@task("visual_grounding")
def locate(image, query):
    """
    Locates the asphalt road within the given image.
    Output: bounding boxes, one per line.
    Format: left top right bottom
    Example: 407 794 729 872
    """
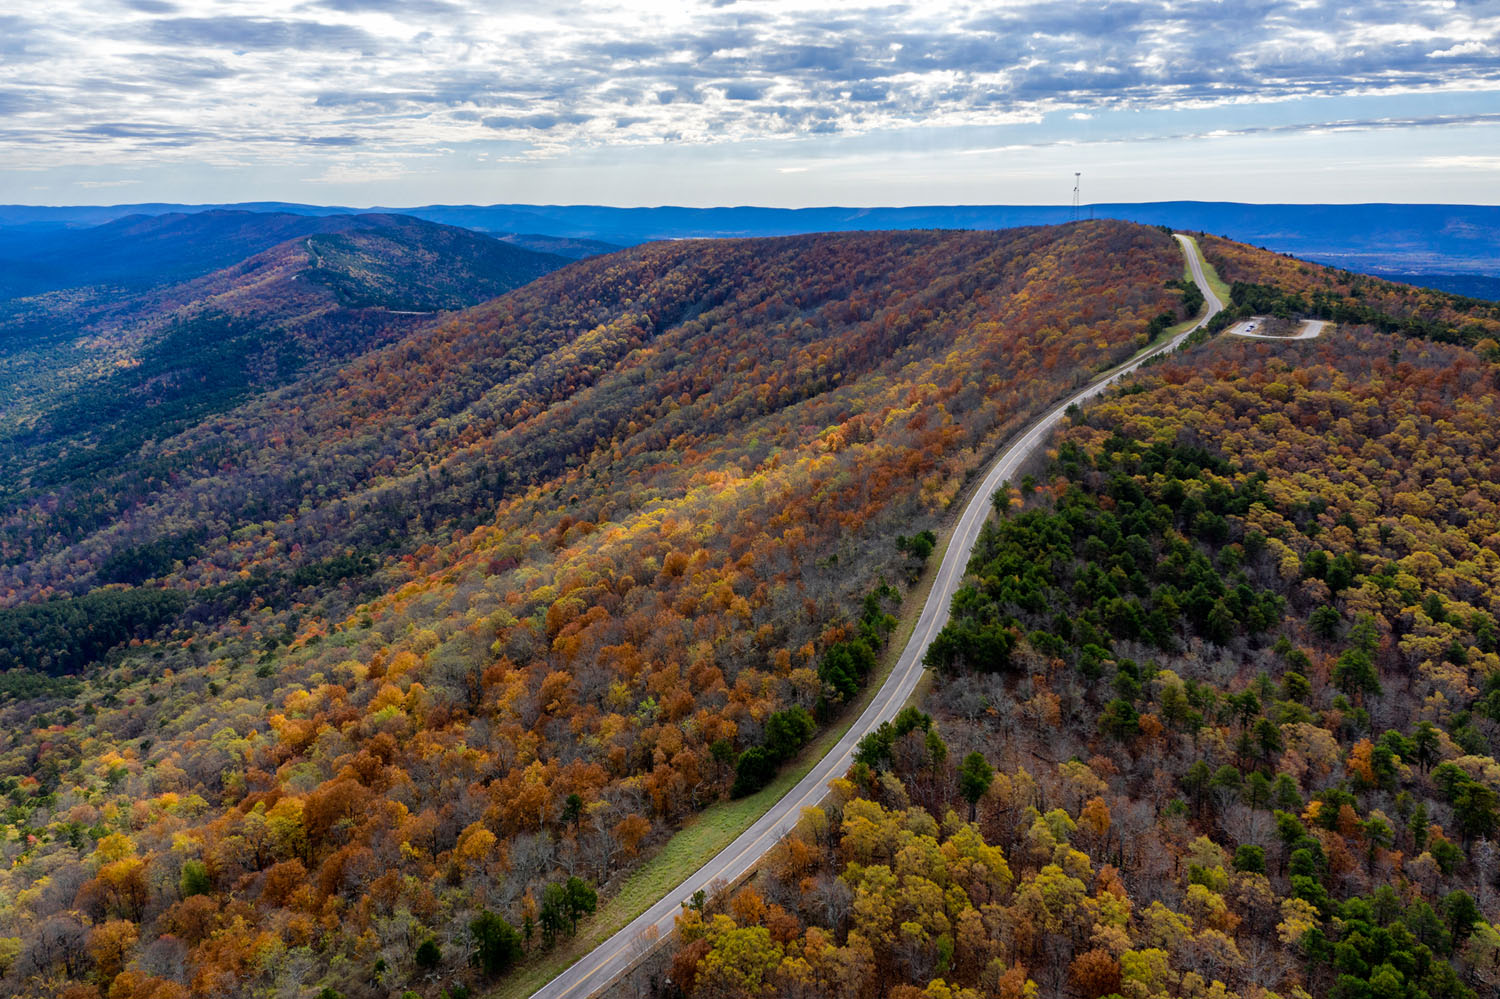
526 232 1226 999
1229 317 1326 340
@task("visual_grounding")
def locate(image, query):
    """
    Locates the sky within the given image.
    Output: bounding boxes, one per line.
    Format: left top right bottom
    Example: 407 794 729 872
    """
1 0 1498 207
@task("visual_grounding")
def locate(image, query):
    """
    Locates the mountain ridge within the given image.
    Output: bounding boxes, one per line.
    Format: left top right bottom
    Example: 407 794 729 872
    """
1 221 1498 999
4 201 1497 277
0 210 566 301
0 215 570 541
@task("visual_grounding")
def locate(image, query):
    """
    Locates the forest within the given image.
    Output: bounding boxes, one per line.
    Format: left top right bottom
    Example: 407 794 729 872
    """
0 215 566 530
1199 236 1500 347
650 248 1500 999
0 221 1189 997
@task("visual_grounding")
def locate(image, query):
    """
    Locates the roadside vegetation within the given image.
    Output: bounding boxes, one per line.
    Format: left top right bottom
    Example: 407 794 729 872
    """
655 252 1500 999
0 223 1189 998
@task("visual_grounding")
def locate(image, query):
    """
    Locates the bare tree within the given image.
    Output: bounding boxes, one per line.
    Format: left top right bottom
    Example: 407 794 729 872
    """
802 874 853 932
21 913 88 979
137 934 190 984
1239 934 1291 991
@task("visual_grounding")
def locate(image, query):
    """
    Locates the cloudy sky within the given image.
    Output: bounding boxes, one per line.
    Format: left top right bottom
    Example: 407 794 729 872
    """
2 0 1498 206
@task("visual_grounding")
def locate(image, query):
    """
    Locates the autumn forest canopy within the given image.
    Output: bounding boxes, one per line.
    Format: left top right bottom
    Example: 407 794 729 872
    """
2 215 1500 999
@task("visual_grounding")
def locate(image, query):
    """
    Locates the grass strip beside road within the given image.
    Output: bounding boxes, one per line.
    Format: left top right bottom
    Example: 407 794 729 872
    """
1183 234 1232 308
488 507 962 999
1166 235 1230 337
492 233 1216 999
1107 234 1228 365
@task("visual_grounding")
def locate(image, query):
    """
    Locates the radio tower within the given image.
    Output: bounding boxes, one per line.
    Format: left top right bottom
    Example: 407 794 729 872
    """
1072 172 1081 221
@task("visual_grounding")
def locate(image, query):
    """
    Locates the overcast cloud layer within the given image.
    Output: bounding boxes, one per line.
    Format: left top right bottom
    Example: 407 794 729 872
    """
2 0 1498 204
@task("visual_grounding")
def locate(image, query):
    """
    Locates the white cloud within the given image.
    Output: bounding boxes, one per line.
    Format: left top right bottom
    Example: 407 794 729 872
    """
1428 41 1490 58
305 160 412 185
1 0 1498 195
1419 154 1500 170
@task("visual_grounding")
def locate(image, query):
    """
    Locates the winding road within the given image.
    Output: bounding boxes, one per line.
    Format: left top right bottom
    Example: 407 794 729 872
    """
526 233 1227 999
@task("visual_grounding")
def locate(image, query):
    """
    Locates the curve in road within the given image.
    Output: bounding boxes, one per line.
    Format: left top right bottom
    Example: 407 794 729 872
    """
527 231 1226 999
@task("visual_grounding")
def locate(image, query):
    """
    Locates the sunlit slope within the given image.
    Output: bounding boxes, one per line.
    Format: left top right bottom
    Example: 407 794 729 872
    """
0 221 1191 999
652 235 1500 999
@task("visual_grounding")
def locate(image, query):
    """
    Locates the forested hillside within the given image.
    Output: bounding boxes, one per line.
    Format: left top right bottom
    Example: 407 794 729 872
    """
1200 236 1500 347
0 222 1189 998
0 216 566 550
657 250 1500 999
0 210 461 300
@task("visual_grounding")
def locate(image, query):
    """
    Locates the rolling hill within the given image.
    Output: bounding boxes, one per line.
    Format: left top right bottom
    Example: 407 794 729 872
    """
395 203 1500 277
4 218 1497 999
650 235 1500 999
0 210 566 302
1373 273 1500 302
0 220 1189 998
0 215 569 545
494 233 622 260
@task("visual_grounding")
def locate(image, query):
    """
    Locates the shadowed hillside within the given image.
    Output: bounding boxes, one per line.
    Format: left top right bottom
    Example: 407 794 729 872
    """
0 216 567 533
0 210 403 300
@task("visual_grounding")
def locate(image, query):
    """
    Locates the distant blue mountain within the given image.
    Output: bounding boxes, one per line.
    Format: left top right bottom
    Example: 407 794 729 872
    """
3 200 1497 277
1371 273 1500 302
405 203 1500 276
0 202 351 229
0 210 436 299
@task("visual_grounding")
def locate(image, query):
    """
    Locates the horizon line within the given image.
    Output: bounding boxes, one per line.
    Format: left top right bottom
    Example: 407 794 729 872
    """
5 198 1500 212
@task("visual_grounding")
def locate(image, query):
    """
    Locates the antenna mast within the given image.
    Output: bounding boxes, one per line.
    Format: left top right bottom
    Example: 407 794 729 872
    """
1072 172 1081 221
